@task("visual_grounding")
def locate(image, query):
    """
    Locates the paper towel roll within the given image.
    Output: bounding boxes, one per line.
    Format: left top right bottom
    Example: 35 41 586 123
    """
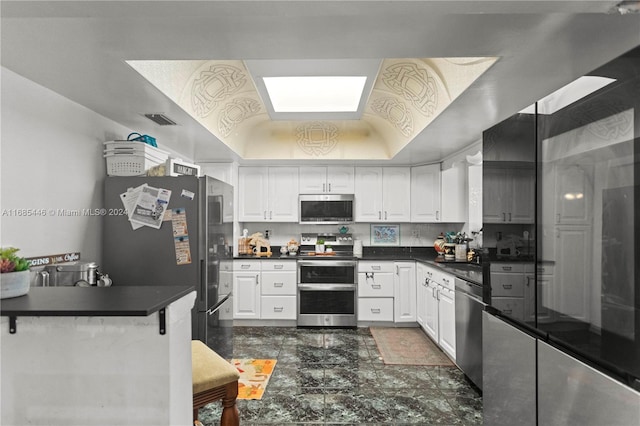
353 240 363 257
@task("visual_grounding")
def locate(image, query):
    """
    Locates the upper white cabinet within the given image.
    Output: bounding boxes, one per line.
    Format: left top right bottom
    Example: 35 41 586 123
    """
238 167 299 222
441 163 468 222
411 163 467 223
299 166 354 194
411 164 441 222
355 167 411 222
483 166 534 224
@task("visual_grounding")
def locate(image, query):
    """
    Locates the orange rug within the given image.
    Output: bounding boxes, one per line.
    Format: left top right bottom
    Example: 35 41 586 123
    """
370 327 454 366
231 359 277 400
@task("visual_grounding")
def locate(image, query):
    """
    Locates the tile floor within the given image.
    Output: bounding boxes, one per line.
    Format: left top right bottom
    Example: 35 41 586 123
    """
199 327 482 425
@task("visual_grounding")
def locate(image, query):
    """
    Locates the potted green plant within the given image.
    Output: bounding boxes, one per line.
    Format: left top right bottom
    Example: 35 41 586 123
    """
1 247 31 299
315 239 325 253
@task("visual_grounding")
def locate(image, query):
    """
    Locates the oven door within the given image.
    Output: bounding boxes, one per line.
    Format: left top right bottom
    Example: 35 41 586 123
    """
297 283 357 327
297 260 357 327
298 260 356 284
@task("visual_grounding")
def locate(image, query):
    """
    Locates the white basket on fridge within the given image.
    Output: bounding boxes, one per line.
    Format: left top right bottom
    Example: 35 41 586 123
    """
103 141 170 176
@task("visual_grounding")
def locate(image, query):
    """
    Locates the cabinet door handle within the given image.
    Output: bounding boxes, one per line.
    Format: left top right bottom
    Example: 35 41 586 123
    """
328 183 331 192
270 211 273 220
508 212 512 222
372 284 381 289
256 275 259 285
502 266 512 271
378 211 382 220
264 211 267 220
274 282 284 287
372 266 381 271
503 284 513 289
371 308 381 314
502 212 506 221
241 264 251 269
323 183 326 192
274 264 283 269
385 211 388 220
274 307 284 312
436 288 440 301
436 211 439 221
503 309 513 314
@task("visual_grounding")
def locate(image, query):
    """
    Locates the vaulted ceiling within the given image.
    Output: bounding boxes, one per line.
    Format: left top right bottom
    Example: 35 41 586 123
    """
2 1 639 165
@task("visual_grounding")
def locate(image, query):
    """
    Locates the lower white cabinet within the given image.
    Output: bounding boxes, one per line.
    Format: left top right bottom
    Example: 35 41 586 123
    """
419 264 456 361
233 260 296 320
394 262 416 322
233 261 261 319
357 261 394 322
260 260 297 320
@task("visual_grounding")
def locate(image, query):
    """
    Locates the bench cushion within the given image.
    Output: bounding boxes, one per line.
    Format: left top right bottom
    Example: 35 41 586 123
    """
191 340 240 394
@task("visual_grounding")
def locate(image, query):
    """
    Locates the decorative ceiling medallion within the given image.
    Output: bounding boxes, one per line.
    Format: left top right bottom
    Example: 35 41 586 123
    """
191 65 247 118
371 97 413 137
382 62 438 117
218 98 262 137
296 122 339 156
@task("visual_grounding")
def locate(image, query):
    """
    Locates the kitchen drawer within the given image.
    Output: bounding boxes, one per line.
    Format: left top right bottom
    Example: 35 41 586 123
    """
357 261 394 273
358 297 394 321
220 260 233 272
491 274 525 297
490 263 525 273
358 272 394 297
233 260 261 271
218 295 233 320
261 260 296 271
261 272 297 295
492 297 524 320
536 264 554 275
261 296 296 320
219 271 233 295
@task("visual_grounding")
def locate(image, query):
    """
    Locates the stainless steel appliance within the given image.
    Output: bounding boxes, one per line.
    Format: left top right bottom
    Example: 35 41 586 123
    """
455 277 485 390
36 262 99 287
299 194 354 224
482 46 640 424
297 232 356 327
103 175 234 356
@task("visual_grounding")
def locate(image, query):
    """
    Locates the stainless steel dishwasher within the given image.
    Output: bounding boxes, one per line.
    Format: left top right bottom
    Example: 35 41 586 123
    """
455 277 486 390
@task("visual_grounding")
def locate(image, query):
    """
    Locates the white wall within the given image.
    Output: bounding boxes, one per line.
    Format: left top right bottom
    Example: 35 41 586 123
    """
0 68 133 264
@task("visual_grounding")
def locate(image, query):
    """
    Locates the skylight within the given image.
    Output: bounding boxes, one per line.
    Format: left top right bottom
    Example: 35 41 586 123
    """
263 76 367 112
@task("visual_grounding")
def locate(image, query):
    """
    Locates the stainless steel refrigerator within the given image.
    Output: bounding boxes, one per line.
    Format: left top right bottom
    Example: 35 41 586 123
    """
103 175 234 357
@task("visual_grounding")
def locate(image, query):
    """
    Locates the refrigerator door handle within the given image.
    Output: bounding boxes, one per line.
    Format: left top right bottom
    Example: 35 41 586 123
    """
200 259 206 304
207 292 231 316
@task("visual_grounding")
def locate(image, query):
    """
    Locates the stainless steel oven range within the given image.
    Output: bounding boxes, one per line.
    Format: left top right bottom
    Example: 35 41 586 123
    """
297 233 356 327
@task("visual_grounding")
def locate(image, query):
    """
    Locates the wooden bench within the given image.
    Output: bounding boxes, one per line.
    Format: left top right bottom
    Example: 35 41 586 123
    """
191 340 240 426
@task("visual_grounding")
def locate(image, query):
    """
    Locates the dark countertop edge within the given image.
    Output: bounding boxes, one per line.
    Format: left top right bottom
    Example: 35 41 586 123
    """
0 285 195 317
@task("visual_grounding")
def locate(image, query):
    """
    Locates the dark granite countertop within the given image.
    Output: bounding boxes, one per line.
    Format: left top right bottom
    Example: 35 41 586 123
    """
0 285 195 317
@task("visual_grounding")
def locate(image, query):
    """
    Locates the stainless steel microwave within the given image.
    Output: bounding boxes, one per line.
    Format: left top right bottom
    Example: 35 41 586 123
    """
299 194 354 224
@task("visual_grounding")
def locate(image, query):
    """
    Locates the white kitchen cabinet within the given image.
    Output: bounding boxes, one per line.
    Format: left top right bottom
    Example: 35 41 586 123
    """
441 164 467 223
233 261 261 319
238 166 299 222
411 164 441 222
525 264 555 323
421 264 456 360
555 165 592 225
438 286 456 360
260 260 297 320
483 167 534 224
355 167 411 222
394 262 416 322
416 263 428 327
299 166 354 194
357 261 394 322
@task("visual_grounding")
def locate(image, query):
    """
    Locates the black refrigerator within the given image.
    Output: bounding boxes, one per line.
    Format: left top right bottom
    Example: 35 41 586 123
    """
103 175 234 357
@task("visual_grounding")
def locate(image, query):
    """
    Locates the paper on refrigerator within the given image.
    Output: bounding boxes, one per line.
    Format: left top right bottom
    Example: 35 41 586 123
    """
120 184 172 229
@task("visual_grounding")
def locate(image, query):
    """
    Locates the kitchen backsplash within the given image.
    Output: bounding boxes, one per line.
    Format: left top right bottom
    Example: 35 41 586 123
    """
240 222 466 247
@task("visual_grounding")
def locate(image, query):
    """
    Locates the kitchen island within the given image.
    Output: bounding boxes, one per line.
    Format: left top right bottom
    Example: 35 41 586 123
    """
1 285 196 426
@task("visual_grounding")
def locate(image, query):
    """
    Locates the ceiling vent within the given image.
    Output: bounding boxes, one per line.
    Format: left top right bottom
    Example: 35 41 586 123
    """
143 113 177 126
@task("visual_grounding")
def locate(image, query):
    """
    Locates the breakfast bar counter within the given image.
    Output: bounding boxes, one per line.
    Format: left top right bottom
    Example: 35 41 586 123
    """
1 285 196 426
